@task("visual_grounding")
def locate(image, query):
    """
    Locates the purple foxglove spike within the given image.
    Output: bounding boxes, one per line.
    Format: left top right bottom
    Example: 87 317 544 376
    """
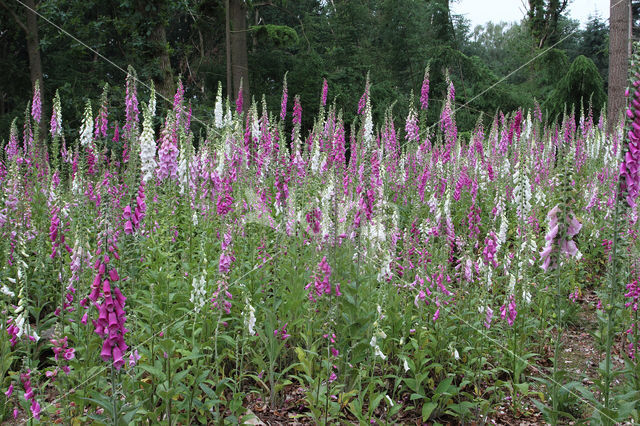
89 287 100 302
109 269 119 282
115 303 125 317
98 306 108 323
108 312 118 328
100 340 112 361
113 287 126 306
113 346 125 370
124 220 133 235
102 280 111 296
104 296 115 312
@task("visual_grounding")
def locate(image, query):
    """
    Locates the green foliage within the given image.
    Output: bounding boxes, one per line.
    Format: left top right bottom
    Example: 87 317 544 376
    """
579 14 609 87
0 0 611 140
251 24 298 47
544 55 606 123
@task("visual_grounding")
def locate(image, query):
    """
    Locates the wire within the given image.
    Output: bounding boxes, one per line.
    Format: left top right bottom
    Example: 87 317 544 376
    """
13 0 223 136
460 0 629 112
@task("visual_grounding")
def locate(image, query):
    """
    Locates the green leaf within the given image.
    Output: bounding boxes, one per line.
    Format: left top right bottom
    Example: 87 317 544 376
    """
422 401 437 421
139 364 166 381
199 383 217 400
370 393 385 412
81 393 114 417
173 369 190 383
434 376 454 395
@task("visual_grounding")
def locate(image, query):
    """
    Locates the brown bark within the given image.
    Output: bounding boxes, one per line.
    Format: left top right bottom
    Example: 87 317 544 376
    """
225 0 232 97
608 0 631 133
150 23 174 100
24 0 43 95
527 0 569 48
1 0 44 99
136 0 174 100
150 25 174 99
230 0 249 111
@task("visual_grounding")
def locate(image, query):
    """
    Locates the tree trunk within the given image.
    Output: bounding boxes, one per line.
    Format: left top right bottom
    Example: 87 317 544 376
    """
230 0 249 111
608 0 631 133
1 0 45 108
150 23 174 101
24 0 43 95
137 0 174 100
225 0 232 97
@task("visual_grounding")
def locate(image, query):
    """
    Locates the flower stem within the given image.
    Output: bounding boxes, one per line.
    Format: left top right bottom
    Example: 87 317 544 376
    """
604 200 620 422
111 366 118 425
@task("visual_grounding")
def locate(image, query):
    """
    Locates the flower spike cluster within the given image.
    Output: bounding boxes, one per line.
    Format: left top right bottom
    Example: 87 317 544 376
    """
539 204 582 272
622 45 640 207
89 245 128 370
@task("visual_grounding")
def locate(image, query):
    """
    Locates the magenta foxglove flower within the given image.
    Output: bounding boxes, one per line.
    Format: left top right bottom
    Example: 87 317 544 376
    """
51 336 75 361
219 252 235 275
216 183 234 216
173 79 184 115
20 370 40 419
274 323 291 340
622 71 640 206
540 204 582 272
124 69 139 138
292 95 302 126
280 75 288 120
500 295 517 326
5 120 20 162
95 99 109 139
211 280 233 314
305 256 335 301
50 90 63 137
357 79 369 115
90 248 128 370
321 78 328 107
405 104 419 143
420 67 430 111
236 85 243 114
484 306 493 329
324 333 339 357
30 399 41 420
129 349 141 367
305 208 322 234
31 81 41 124
7 318 20 347
482 232 499 268
157 117 179 181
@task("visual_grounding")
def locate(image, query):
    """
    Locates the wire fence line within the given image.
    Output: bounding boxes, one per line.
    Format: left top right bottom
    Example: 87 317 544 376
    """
23 245 287 423
11 0 628 423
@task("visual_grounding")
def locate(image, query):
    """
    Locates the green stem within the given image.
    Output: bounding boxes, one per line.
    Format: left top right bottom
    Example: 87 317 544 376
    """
634 308 639 390
167 355 172 425
111 366 118 426
552 256 562 425
324 332 331 425
512 315 517 383
150 336 155 412
368 356 376 423
187 354 199 425
604 200 620 419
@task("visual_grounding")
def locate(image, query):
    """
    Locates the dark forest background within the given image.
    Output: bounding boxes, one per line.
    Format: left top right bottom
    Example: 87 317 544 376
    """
0 0 630 141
